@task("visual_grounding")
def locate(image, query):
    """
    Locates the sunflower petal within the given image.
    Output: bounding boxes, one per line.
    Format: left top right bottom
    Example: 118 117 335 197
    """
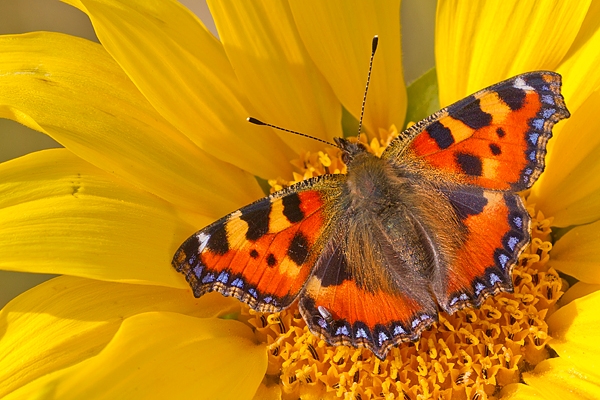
289 0 406 136
0 149 208 285
4 311 264 399
522 358 600 399
548 219 600 284
208 0 341 149
558 1 600 111
436 0 590 105
559 282 600 307
64 0 293 179
530 90 600 227
0 275 243 398
547 290 600 381
500 383 546 399
0 31 263 216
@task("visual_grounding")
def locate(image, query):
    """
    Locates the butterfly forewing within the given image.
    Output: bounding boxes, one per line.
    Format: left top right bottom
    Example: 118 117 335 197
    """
172 176 343 313
384 71 570 191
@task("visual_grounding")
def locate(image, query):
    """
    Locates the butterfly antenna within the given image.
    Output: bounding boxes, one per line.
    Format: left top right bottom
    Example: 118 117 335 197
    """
247 117 334 146
357 35 379 137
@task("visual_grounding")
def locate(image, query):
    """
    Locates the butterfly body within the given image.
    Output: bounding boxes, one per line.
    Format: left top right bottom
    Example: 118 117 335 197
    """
173 71 569 359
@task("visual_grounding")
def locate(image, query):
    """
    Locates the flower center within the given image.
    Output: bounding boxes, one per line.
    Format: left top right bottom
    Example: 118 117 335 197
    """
240 127 564 400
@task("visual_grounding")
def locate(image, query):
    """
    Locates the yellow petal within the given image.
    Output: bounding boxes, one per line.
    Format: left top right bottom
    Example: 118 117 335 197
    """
547 289 600 378
289 0 406 136
5 312 265 400
530 90 600 227
0 149 207 285
436 0 590 106
558 1 600 112
64 0 293 179
208 0 342 150
0 31 263 216
559 282 600 307
548 219 600 284
500 383 546 399
522 358 600 399
0 275 242 398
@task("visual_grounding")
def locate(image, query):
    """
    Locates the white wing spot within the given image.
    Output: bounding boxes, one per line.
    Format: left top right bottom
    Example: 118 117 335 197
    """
513 77 534 91
197 232 211 252
229 210 242 219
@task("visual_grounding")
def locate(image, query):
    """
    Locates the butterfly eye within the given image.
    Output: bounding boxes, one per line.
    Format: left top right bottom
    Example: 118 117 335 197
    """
341 152 351 165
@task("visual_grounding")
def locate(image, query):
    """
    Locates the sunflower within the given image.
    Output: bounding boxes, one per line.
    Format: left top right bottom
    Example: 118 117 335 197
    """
1 1 600 399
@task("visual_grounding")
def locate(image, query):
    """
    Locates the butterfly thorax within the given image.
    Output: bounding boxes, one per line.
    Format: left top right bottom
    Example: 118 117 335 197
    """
340 138 419 215
345 151 401 210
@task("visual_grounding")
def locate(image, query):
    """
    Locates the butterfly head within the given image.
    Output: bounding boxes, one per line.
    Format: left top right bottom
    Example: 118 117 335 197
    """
334 137 369 165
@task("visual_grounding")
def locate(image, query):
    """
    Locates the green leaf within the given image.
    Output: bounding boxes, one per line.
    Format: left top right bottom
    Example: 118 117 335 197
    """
404 67 439 128
341 105 360 138
255 175 273 196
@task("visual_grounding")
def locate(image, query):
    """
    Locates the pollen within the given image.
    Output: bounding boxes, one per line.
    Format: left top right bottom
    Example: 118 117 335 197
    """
242 127 565 400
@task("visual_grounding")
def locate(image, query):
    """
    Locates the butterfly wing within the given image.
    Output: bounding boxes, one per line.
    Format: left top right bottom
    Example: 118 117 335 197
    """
381 71 569 313
383 71 570 191
434 186 530 313
172 175 344 313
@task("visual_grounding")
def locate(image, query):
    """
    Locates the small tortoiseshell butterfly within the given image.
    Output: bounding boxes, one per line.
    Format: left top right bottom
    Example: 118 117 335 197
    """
173 70 569 359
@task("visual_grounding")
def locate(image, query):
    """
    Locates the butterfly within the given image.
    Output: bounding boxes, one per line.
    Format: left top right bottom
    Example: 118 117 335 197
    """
172 71 569 360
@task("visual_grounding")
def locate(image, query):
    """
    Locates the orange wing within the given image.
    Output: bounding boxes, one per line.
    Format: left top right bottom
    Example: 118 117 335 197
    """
378 72 569 318
384 71 569 191
172 176 343 313
433 186 530 313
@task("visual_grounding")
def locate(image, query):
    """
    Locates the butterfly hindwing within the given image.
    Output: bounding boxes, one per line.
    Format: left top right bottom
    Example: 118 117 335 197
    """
384 71 570 191
433 186 531 313
172 176 344 313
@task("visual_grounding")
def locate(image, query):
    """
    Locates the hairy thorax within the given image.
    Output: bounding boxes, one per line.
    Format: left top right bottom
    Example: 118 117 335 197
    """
345 152 405 211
